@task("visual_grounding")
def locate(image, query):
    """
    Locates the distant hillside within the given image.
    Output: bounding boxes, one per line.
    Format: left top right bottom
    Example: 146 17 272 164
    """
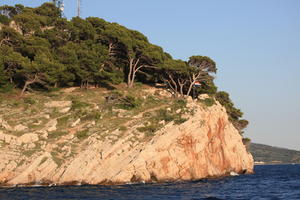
250 143 300 164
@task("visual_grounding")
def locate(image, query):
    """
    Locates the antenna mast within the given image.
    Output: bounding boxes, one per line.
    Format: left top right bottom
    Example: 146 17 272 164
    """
77 0 81 17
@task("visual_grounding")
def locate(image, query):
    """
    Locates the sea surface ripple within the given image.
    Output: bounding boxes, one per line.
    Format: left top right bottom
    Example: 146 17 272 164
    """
0 164 299 200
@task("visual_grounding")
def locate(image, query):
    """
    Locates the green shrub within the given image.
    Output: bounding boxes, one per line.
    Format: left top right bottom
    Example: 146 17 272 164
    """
105 91 142 110
40 157 48 165
71 100 90 110
134 82 143 87
242 137 251 143
10 101 21 107
116 95 142 110
195 80 218 95
47 87 61 93
137 124 159 137
144 131 155 138
174 99 187 108
174 117 188 125
105 90 123 103
137 124 157 133
145 95 159 105
0 83 14 93
44 92 59 98
200 98 215 107
23 150 36 157
235 119 249 131
242 138 251 151
74 109 89 119
51 152 63 166
215 91 247 134
48 131 68 139
119 126 128 131
23 97 36 105
57 115 70 127
156 109 174 122
0 14 10 25
76 130 89 139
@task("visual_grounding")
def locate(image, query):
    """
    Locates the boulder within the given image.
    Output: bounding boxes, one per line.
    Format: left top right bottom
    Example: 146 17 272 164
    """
198 94 210 100
186 96 193 103
59 107 71 113
14 124 27 132
17 133 39 144
46 119 57 132
176 109 181 114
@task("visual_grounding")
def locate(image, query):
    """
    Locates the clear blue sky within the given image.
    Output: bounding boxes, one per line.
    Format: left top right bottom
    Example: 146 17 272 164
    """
3 0 300 150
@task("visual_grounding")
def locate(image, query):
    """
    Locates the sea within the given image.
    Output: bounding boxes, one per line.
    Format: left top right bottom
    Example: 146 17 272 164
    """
0 164 299 200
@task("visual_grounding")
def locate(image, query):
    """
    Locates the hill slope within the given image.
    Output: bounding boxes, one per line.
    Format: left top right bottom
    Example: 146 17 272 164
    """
250 143 300 164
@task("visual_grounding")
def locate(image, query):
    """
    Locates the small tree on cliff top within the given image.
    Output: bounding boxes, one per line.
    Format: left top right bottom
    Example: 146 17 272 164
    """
162 55 217 98
186 55 217 96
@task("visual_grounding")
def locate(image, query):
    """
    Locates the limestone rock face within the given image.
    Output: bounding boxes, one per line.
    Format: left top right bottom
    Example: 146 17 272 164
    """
56 102 253 185
0 101 253 186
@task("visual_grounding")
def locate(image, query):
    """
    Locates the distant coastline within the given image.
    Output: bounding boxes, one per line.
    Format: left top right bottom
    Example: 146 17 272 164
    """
250 143 300 165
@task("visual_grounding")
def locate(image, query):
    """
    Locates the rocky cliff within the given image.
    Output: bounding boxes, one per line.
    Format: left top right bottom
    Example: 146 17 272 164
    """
0 87 253 186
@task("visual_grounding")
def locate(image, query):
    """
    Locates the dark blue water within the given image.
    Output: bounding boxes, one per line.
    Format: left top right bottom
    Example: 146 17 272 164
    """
1 164 300 200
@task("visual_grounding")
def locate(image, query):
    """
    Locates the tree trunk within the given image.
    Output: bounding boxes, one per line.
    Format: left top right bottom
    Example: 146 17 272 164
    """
186 71 202 97
127 58 134 87
178 78 187 97
19 74 39 97
186 76 195 97
179 83 185 97
164 73 179 98
127 58 140 88
20 82 29 97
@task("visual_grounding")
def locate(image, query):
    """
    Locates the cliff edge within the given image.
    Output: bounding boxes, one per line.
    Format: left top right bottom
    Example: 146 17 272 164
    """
0 87 253 186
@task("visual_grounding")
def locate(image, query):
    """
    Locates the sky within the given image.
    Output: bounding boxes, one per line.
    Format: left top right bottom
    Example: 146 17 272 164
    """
2 0 300 150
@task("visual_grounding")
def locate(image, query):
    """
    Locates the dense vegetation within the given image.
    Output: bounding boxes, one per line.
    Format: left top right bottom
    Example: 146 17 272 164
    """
0 3 248 134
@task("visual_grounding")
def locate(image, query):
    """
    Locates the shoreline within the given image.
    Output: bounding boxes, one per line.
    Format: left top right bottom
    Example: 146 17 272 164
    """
254 163 300 166
0 172 253 188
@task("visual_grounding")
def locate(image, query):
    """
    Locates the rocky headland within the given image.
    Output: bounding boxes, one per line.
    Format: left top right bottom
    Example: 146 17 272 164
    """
0 86 253 186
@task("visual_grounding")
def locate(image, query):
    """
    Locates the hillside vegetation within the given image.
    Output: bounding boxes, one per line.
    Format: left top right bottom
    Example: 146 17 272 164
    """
0 3 247 134
250 143 300 164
